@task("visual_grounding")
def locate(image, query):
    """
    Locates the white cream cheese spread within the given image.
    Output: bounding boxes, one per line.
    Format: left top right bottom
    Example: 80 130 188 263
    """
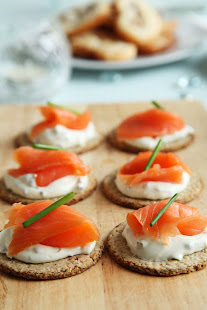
0 227 96 264
115 171 190 200
4 173 88 199
122 224 207 261
124 125 194 150
31 122 98 148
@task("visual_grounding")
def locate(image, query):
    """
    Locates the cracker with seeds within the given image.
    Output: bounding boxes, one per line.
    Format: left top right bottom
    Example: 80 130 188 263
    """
15 132 103 155
0 239 104 280
101 171 203 209
108 129 194 153
0 174 97 205
107 222 207 276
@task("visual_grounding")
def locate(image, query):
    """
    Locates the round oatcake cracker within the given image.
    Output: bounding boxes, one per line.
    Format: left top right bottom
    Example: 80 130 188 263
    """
0 239 104 280
15 132 103 154
107 129 195 153
101 171 203 209
107 222 207 276
0 173 97 205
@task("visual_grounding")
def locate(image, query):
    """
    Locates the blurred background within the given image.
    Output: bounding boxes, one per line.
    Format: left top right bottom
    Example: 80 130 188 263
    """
0 0 207 106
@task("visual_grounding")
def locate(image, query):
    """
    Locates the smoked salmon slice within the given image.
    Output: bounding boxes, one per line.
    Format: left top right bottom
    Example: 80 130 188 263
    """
5 201 100 256
9 146 91 187
30 106 91 139
116 109 185 140
127 201 207 245
117 152 191 185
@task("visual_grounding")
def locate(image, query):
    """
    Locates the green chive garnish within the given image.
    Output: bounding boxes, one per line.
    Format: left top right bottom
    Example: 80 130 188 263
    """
32 144 65 151
47 101 79 115
144 139 163 171
150 193 178 227
151 100 165 110
22 192 75 228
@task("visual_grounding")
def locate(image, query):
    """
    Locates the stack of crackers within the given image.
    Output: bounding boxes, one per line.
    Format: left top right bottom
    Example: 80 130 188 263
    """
58 0 176 61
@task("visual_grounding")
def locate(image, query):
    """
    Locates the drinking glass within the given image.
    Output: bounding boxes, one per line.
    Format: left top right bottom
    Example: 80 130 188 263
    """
0 19 71 103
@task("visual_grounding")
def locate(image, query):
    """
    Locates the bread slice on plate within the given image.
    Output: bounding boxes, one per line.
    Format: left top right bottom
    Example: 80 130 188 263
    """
139 22 176 55
114 0 163 47
71 30 137 61
58 1 112 36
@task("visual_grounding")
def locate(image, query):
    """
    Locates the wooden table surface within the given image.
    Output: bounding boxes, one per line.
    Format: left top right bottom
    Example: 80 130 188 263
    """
0 101 207 310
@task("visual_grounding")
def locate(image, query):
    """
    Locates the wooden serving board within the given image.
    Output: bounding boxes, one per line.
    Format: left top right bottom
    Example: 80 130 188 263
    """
0 101 207 310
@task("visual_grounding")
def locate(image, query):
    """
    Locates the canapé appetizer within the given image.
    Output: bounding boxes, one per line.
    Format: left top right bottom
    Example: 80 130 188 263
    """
102 140 202 208
107 198 207 276
0 146 96 205
108 102 194 153
16 103 102 154
0 195 103 279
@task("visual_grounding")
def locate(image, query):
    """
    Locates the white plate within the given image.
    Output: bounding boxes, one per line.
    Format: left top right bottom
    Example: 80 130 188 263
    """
71 18 205 70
